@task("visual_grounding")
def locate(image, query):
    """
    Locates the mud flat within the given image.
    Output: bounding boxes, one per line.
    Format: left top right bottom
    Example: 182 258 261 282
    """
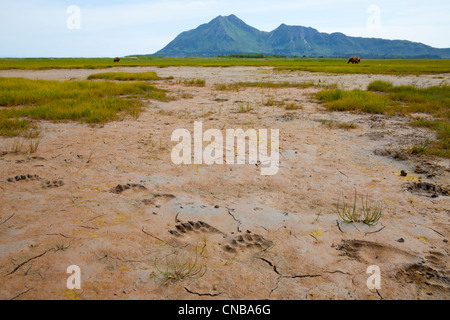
0 67 448 300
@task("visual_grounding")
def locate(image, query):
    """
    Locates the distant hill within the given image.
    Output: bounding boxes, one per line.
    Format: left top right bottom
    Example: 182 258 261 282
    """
152 14 450 58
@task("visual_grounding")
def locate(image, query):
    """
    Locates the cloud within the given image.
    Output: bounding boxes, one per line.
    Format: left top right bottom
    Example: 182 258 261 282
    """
0 0 449 57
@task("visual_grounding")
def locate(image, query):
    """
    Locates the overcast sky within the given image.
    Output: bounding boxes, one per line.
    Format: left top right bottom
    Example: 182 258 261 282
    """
1 0 449 57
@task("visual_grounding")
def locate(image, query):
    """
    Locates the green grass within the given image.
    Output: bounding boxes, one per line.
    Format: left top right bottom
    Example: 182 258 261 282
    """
337 192 383 226
87 71 171 81
410 120 449 157
1 57 449 75
276 58 450 75
182 79 206 86
153 250 206 285
1 138 40 155
216 81 316 91
316 89 393 114
237 103 254 113
367 80 394 92
0 77 168 136
284 103 303 110
0 118 32 137
316 81 450 157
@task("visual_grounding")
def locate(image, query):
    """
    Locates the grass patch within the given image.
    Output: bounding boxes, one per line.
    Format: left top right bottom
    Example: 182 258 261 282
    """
181 92 194 99
264 98 287 107
0 77 168 136
337 192 383 226
182 79 206 87
0 117 32 136
316 89 393 114
1 138 40 155
411 120 449 157
216 81 315 91
88 71 171 81
367 80 394 92
408 138 430 156
316 81 450 157
1 57 449 75
237 103 254 113
276 58 450 75
321 120 357 130
153 250 206 285
284 103 303 110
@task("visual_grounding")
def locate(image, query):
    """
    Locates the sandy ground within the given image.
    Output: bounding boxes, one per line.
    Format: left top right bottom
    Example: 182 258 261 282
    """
0 67 449 300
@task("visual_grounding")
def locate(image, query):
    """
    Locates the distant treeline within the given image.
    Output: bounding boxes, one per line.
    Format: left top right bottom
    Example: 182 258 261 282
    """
216 53 445 59
218 54 287 59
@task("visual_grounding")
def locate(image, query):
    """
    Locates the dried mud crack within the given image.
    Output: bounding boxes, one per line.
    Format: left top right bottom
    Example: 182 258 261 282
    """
184 287 224 297
0 66 448 299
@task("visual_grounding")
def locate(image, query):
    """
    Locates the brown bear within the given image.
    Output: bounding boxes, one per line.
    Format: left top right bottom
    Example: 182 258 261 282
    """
347 56 361 64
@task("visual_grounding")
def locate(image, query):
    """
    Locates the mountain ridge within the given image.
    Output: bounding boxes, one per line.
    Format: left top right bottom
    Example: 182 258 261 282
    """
152 15 450 59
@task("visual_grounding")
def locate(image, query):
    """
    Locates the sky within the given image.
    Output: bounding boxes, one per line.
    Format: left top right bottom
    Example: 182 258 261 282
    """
0 0 449 57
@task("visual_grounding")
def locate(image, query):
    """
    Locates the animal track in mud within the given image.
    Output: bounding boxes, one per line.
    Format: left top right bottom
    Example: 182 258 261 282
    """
110 183 147 194
425 251 448 270
169 220 273 254
374 148 409 161
338 240 449 297
414 161 444 178
404 182 449 198
15 156 46 164
336 240 421 265
169 221 224 237
142 194 176 206
41 180 64 188
395 252 449 298
7 174 40 182
223 233 273 254
7 174 64 189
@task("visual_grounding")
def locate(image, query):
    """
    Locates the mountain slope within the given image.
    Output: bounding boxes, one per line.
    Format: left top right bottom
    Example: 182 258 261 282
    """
155 15 270 57
153 15 450 58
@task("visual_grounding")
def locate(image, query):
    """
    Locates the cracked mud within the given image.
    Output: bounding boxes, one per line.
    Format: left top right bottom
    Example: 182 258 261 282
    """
0 66 449 300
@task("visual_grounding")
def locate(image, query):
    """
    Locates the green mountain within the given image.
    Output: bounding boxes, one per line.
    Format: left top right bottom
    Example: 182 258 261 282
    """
153 15 450 58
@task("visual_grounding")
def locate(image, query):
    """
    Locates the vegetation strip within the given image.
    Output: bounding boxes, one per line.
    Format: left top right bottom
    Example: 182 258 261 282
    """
0 77 168 136
315 80 449 157
1 57 449 75
88 71 173 81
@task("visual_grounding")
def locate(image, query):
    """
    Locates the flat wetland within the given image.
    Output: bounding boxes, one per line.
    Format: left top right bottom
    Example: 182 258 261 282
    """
0 58 448 299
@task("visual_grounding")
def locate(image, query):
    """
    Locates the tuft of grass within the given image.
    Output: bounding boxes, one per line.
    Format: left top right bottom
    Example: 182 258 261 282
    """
237 103 254 113
215 83 233 91
337 191 383 226
0 78 168 136
264 98 286 107
153 250 206 285
181 92 194 99
182 79 206 87
410 119 449 157
367 80 394 92
216 81 315 91
0 117 32 136
316 89 393 114
321 120 357 130
2 138 40 155
158 109 175 116
316 82 450 157
53 241 71 252
284 103 303 110
408 138 429 156
88 71 171 81
28 139 40 153
337 122 357 130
